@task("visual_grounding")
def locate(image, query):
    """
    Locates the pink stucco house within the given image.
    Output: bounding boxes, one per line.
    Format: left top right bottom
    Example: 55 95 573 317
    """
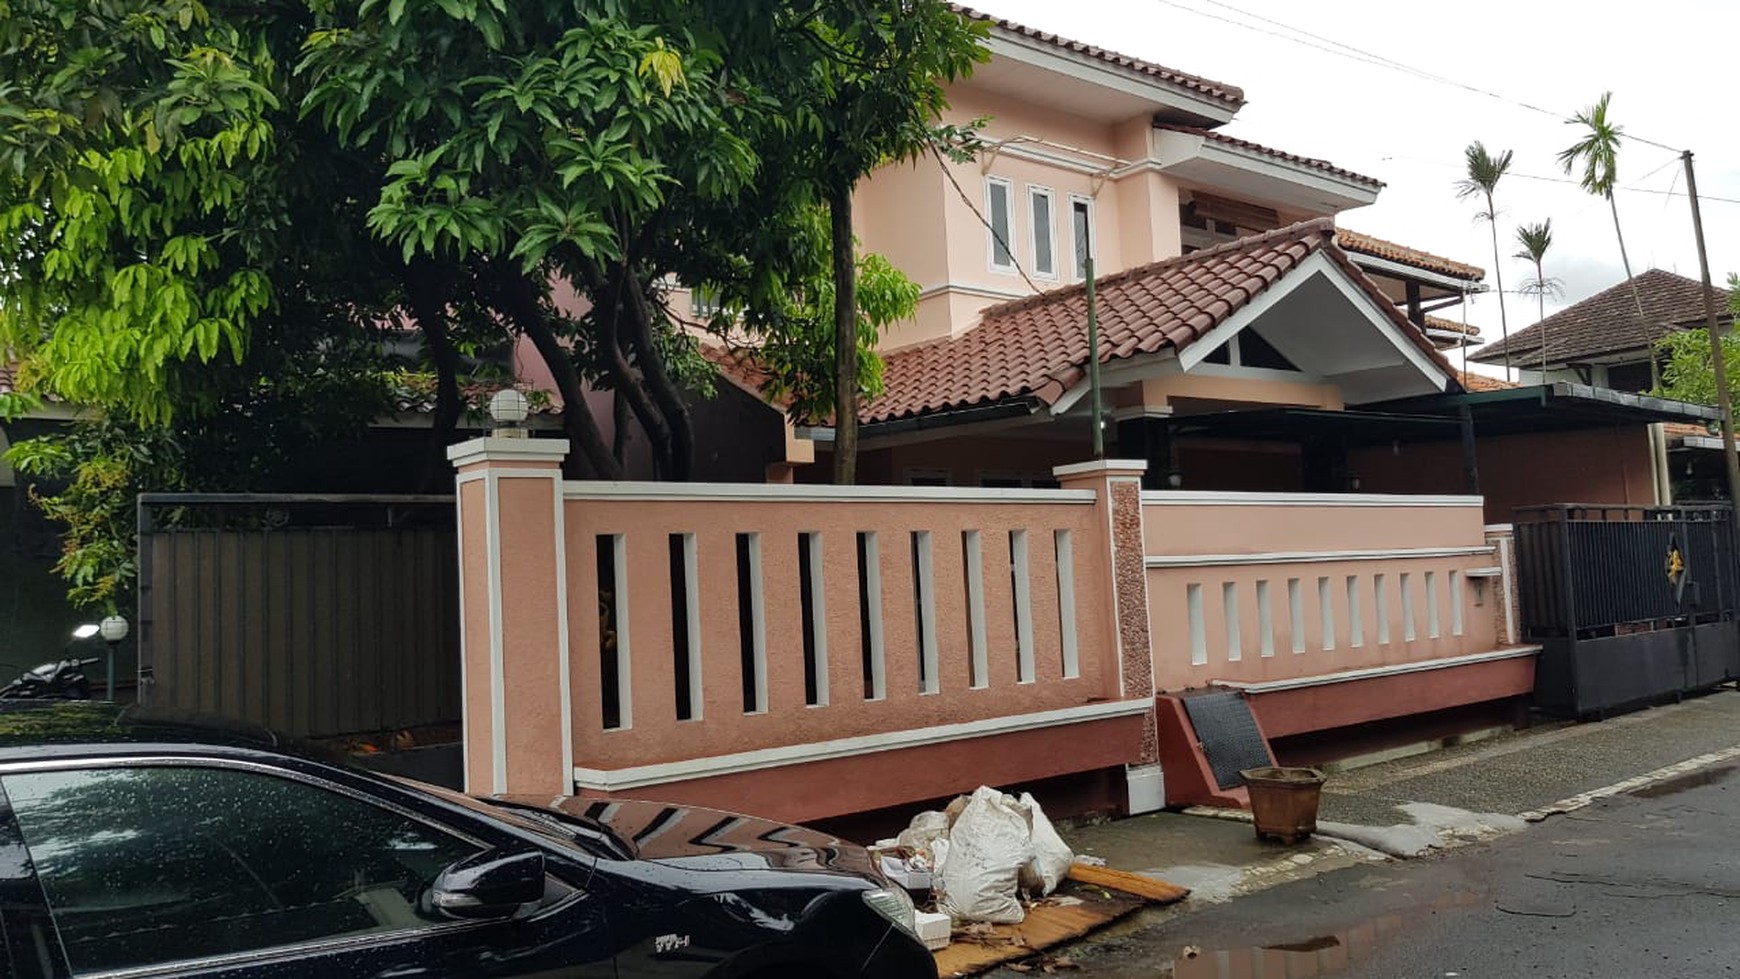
453 8 1715 821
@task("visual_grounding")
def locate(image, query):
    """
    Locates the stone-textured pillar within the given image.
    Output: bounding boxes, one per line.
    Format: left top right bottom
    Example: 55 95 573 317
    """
449 437 572 797
1053 459 1163 812
1486 523 1521 645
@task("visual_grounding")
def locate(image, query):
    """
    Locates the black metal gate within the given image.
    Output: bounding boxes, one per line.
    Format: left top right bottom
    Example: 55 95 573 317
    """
1515 504 1740 717
137 495 460 738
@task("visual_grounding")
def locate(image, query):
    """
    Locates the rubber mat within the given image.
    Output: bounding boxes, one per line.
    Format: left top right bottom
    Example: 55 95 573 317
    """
1181 689 1272 790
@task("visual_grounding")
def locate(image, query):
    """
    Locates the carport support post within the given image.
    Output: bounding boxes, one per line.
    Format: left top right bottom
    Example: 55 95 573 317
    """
1052 459 1164 813
449 437 574 798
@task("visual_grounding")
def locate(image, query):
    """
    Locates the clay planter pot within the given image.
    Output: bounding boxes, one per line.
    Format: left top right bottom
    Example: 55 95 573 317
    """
1240 766 1327 845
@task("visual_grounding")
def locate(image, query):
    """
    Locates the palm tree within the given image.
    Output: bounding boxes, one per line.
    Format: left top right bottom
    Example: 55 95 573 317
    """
1455 142 1514 380
1559 92 1656 388
1514 220 1563 379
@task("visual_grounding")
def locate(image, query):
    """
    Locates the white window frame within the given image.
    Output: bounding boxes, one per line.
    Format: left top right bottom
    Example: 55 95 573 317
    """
985 176 1017 274
1026 185 1058 280
1068 194 1097 282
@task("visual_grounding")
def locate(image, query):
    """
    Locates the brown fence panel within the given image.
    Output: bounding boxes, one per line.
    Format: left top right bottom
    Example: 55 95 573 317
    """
138 495 459 738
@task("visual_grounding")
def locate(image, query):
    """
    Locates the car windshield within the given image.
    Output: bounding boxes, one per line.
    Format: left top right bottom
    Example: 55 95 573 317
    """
380 775 633 860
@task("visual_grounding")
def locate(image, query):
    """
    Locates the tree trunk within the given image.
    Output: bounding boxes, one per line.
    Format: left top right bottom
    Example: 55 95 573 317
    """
1609 192 1657 390
594 276 675 478
403 265 463 493
619 273 695 481
1536 259 1548 377
496 267 622 479
613 387 629 467
829 181 858 485
1485 190 1511 382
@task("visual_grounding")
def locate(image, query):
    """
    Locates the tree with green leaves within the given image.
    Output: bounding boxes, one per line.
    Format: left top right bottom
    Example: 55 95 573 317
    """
1657 275 1740 411
2 0 987 606
1513 219 1561 377
1454 141 1514 381
1559 92 1659 388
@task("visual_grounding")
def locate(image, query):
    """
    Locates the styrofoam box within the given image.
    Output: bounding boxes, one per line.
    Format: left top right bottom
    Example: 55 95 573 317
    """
879 855 934 892
915 911 951 951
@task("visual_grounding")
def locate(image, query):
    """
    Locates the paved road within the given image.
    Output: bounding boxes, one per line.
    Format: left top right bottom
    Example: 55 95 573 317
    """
1024 760 1740 977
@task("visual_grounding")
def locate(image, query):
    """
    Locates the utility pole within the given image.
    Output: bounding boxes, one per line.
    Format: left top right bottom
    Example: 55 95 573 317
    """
1682 150 1740 504
1086 255 1104 459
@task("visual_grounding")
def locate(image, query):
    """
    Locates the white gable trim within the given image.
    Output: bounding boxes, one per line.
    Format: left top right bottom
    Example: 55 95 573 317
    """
1177 250 1447 386
1049 248 1450 415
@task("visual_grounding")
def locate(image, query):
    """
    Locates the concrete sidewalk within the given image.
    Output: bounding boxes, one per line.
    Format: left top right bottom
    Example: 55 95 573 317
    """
1057 687 1740 908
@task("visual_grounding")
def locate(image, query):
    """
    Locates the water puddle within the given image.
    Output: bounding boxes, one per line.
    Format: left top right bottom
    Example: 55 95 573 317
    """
1169 893 1478 977
1628 763 1737 799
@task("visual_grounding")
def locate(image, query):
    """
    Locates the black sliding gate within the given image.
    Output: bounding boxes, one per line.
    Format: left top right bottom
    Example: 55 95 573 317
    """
1515 504 1740 717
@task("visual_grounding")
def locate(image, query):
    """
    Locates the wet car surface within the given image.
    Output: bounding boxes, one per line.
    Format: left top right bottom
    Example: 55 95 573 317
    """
0 701 931 978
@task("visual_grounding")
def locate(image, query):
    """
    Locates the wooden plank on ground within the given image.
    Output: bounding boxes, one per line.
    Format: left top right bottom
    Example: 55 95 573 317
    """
1065 862 1192 903
932 867 1189 977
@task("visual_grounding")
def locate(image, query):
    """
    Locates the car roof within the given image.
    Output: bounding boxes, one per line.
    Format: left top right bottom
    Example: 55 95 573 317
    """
0 700 287 759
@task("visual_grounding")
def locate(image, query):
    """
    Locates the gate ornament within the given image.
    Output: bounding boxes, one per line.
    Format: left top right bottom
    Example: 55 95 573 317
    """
1666 535 1688 606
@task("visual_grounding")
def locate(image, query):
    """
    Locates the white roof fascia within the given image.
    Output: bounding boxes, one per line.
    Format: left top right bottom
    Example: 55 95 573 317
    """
986 33 1238 125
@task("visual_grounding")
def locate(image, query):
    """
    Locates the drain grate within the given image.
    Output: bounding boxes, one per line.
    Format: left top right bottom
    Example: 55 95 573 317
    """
1181 689 1273 790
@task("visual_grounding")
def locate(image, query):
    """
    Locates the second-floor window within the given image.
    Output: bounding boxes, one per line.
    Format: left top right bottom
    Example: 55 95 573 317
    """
986 176 1015 272
1070 196 1096 280
1028 186 1056 278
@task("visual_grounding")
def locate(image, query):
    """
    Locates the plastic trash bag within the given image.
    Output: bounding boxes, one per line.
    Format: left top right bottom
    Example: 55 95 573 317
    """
1018 791 1074 896
937 786 1034 923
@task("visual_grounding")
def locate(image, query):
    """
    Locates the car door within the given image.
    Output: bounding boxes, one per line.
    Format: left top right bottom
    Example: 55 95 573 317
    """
0 758 615 979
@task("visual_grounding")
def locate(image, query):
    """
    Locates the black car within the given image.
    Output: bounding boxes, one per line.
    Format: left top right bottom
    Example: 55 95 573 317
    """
0 701 932 978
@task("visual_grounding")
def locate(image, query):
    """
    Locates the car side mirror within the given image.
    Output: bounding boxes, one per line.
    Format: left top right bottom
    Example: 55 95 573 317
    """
429 847 547 921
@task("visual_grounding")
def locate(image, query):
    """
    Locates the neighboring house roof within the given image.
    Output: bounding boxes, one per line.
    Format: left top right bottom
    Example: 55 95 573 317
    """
1157 125 1382 189
951 5 1245 109
1425 315 1481 338
864 218 1455 424
1472 269 1732 366
1663 421 1710 440
1334 230 1485 282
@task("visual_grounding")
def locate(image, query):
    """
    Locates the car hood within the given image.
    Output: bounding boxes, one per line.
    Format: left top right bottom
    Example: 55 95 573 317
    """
532 797 876 876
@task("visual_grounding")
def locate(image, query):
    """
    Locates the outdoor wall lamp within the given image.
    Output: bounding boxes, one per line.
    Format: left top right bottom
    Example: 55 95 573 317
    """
488 389 530 439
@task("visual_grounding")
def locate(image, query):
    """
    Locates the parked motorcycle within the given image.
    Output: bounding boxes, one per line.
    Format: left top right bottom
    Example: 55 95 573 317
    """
0 658 99 700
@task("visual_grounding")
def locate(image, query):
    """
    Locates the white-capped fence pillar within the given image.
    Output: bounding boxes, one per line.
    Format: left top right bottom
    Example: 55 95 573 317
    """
450 437 572 797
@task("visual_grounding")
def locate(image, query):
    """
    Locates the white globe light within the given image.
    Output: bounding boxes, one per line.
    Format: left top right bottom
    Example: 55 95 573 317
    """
99 615 130 643
488 388 529 424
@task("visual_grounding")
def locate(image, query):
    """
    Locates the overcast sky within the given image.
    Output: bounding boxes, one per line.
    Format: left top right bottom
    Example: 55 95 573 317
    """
970 0 1740 371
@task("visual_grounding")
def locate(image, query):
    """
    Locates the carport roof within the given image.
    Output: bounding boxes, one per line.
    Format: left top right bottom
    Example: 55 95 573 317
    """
1174 383 1717 446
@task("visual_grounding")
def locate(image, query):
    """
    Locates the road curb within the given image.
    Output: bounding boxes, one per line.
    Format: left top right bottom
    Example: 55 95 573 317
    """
1515 744 1740 822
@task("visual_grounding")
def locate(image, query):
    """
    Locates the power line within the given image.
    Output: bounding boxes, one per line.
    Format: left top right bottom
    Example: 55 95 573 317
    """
1152 0 1683 152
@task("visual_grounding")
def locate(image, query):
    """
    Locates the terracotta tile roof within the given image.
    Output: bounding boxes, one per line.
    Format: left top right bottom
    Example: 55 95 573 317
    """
1424 315 1480 338
699 342 791 410
1664 421 1712 440
865 218 1454 424
1473 269 1732 366
1158 125 1383 189
951 5 1244 108
1335 229 1485 282
1458 371 1516 393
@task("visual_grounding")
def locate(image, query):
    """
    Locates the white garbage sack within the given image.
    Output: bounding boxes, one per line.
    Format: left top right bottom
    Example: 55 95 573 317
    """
896 810 951 852
937 786 1034 924
1018 791 1074 896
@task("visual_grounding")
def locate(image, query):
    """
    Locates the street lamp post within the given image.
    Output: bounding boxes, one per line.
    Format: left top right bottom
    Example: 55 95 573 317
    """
99 615 129 702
